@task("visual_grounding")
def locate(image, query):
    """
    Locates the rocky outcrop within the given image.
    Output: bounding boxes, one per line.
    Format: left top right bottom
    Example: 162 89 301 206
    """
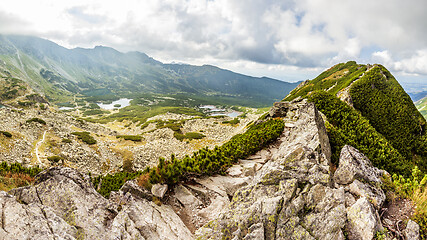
195 100 390 240
2 167 192 240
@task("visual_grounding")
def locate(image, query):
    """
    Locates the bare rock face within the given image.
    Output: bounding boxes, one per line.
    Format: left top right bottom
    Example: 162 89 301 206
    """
334 145 383 185
347 197 383 240
404 220 420 240
3 167 192 240
151 183 168 198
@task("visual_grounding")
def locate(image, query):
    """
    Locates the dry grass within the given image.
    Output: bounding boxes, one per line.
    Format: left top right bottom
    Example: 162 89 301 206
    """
0 172 35 191
413 186 427 214
137 173 152 190
323 69 349 81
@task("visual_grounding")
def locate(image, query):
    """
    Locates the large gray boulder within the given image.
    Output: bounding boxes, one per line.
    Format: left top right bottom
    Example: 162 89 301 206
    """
334 145 383 185
151 183 168 198
3 167 192 240
404 220 420 240
347 197 383 240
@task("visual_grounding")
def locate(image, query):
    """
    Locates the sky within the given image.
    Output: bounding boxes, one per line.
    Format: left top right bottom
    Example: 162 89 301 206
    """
0 0 426 91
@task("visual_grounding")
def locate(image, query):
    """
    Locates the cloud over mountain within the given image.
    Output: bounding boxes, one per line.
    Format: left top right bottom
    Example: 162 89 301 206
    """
0 0 426 82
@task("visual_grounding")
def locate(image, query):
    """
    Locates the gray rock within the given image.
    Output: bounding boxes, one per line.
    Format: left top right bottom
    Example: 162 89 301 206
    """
346 197 383 240
120 179 153 201
174 184 202 208
151 183 168 198
4 167 192 240
0 191 77 240
348 179 386 209
404 220 420 240
334 145 383 185
243 223 265 240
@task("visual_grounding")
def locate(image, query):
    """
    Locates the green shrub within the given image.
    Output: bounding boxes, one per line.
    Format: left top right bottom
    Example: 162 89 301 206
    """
173 132 185 141
47 156 63 163
173 131 206 141
62 138 72 143
18 101 35 107
26 118 46 125
349 65 427 170
91 171 143 198
116 135 143 142
0 131 12 138
71 132 97 145
308 91 411 175
388 167 427 238
184 132 206 140
223 118 240 125
0 161 42 177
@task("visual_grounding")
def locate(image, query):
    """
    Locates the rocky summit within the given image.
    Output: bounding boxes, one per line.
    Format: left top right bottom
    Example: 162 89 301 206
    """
0 100 421 240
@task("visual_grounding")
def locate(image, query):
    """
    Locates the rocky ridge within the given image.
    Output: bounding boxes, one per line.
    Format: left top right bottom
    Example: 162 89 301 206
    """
0 100 421 239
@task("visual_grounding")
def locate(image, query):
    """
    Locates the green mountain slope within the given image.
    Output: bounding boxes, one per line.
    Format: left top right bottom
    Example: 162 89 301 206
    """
285 61 427 175
0 35 298 107
416 96 427 120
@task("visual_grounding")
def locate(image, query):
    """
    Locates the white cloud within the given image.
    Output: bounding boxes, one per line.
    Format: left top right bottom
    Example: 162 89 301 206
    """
0 0 426 83
394 50 427 75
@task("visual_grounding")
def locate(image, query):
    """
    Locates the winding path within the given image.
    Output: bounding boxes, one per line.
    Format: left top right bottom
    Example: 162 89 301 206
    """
35 130 47 165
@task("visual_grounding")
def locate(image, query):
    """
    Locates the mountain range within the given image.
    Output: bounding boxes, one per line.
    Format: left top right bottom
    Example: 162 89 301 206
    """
0 35 298 107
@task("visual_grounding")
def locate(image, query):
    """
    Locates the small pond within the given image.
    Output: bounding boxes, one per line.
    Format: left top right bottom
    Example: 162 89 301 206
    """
97 98 132 110
199 105 242 118
59 106 74 110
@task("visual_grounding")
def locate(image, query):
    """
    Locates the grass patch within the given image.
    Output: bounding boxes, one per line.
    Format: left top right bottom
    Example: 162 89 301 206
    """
0 131 12 138
284 61 366 101
26 118 46 125
384 167 427 239
47 155 63 163
82 109 109 116
0 162 43 191
116 135 143 142
223 118 240 125
71 132 97 145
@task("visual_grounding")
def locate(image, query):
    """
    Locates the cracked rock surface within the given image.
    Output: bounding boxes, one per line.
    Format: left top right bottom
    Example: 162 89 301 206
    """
2 167 192 240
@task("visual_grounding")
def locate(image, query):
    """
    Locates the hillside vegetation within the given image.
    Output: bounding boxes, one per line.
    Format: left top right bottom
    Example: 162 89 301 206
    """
284 61 366 101
286 62 427 175
285 62 427 236
308 91 410 174
416 96 427 120
350 65 427 169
